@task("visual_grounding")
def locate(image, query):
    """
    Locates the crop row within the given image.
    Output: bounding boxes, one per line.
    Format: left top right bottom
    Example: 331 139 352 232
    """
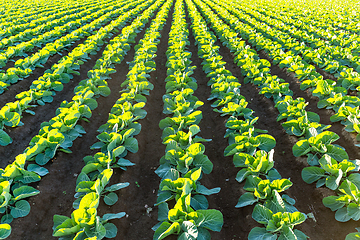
242 0 360 35
153 0 223 238
0 0 96 40
216 0 360 146
0 0 116 66
52 0 172 237
0 0 359 239
186 0 309 239
0 0 135 94
0 0 165 238
192 0 360 238
0 0 149 146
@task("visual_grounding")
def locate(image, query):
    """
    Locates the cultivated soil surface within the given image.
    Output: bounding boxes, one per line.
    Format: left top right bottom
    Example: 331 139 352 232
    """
1 2 359 240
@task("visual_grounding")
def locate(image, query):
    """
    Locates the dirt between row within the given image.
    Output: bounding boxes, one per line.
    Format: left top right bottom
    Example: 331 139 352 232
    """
0 1 359 240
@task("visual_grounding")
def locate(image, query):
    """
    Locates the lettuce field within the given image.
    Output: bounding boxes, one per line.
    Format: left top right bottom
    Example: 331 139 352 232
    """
0 0 360 239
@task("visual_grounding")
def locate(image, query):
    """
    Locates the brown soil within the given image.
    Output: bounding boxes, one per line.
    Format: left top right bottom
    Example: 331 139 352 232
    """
0 2 359 240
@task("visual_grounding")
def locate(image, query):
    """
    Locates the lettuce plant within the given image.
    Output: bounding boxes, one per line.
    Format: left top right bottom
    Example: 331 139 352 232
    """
233 149 281 182
248 204 308 240
236 175 296 213
302 154 359 190
154 194 223 240
292 131 349 165
323 179 360 222
156 168 220 210
224 129 276 156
